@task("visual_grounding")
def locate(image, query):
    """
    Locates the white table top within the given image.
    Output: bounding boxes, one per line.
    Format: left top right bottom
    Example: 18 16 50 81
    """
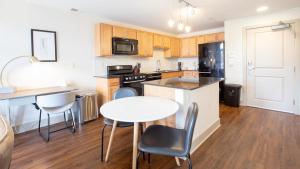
100 96 179 123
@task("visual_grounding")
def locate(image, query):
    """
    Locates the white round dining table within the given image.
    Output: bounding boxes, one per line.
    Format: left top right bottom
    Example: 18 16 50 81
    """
100 96 179 169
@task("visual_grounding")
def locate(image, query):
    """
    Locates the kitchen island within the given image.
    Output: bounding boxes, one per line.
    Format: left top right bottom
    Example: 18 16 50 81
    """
143 77 223 153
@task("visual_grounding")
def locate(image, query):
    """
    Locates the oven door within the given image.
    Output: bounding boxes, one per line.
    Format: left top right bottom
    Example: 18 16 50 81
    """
112 38 138 55
122 80 145 96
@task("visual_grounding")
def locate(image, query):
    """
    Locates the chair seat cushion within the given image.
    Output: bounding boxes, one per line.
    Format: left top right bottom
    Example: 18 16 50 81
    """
138 125 187 157
104 118 134 127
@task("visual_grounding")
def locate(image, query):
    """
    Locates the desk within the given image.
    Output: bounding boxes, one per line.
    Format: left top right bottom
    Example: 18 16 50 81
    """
100 96 179 169
0 86 77 130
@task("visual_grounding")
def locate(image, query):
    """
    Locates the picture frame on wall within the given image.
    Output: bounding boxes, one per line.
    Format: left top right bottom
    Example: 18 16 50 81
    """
31 29 57 62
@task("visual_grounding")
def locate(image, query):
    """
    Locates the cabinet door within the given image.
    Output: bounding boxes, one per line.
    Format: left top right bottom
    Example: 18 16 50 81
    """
108 85 119 101
113 26 137 39
144 32 153 57
216 32 224 42
162 72 183 79
95 23 112 57
162 36 171 49
204 34 217 43
197 35 205 44
153 34 163 48
126 28 137 39
169 38 180 57
188 37 197 57
137 31 153 57
180 38 189 57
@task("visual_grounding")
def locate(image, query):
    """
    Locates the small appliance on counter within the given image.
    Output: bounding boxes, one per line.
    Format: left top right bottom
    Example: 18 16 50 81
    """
178 62 182 71
133 63 141 75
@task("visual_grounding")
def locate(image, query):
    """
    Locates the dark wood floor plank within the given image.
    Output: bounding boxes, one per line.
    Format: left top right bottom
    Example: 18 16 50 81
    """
10 105 300 169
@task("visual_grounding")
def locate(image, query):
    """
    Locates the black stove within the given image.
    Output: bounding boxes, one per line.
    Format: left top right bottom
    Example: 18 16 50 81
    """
107 65 161 95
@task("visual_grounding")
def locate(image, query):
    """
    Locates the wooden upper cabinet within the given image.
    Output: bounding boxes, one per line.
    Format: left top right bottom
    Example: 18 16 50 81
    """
197 35 205 44
113 26 137 39
180 38 189 57
204 34 217 43
95 23 113 57
137 31 153 57
216 32 224 42
162 36 171 49
165 37 180 58
153 34 164 49
189 37 197 57
180 37 197 57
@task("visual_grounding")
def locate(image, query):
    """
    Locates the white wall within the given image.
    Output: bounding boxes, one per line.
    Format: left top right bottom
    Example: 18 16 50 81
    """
224 7 300 105
0 0 180 132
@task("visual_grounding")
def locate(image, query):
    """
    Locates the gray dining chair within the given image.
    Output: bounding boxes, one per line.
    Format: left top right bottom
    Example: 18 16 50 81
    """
100 87 139 162
137 103 198 169
37 92 76 142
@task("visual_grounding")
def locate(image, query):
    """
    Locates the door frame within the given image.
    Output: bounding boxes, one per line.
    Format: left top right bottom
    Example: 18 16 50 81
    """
242 19 300 114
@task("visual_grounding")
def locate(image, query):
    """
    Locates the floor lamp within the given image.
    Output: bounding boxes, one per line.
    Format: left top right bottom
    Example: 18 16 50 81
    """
0 56 39 94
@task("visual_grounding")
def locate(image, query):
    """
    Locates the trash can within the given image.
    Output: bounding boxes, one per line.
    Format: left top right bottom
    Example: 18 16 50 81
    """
224 84 242 107
75 90 99 124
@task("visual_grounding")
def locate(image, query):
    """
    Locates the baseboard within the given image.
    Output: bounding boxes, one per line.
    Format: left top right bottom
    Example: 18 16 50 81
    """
190 119 221 154
14 114 65 134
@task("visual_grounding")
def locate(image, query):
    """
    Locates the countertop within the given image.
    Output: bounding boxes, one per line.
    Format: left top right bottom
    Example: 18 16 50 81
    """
94 75 121 79
94 70 198 79
142 77 224 90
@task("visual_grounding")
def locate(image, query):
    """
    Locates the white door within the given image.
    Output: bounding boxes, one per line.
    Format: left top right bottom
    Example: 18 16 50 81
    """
246 24 297 113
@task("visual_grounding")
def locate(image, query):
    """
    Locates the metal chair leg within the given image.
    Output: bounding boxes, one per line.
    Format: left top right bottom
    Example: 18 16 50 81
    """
63 111 68 128
47 113 50 142
101 124 107 162
148 153 150 164
38 110 42 132
140 125 145 160
70 109 76 133
187 154 192 169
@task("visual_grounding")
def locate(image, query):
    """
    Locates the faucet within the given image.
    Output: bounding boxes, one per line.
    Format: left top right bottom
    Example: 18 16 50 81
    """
156 60 161 72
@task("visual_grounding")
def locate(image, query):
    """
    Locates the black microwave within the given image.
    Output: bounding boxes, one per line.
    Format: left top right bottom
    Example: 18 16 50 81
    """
112 37 138 55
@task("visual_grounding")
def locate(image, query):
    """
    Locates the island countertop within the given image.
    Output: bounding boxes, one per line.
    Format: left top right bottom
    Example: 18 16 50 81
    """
142 77 224 90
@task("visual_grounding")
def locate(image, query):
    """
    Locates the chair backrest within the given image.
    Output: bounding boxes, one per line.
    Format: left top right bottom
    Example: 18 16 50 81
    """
113 87 138 100
37 92 76 108
183 103 198 154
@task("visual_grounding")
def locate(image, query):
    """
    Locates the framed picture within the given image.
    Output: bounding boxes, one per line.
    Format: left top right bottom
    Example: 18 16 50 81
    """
31 29 57 62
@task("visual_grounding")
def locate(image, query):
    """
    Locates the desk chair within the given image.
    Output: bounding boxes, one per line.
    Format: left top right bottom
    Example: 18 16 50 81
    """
100 87 139 162
37 92 76 142
137 103 198 169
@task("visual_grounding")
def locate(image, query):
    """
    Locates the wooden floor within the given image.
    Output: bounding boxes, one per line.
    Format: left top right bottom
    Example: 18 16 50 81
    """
11 105 300 169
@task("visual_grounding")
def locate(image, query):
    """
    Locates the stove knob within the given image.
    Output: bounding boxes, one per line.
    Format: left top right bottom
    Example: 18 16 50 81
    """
125 77 128 80
135 77 137 79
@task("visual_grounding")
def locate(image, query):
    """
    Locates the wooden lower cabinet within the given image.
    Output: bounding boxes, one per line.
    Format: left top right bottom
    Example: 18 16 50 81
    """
96 77 120 106
161 71 183 79
183 71 199 78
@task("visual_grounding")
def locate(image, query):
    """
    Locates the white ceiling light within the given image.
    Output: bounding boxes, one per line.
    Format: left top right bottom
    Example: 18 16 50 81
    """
256 6 269 12
168 19 175 28
177 22 185 31
185 25 191 33
167 0 198 32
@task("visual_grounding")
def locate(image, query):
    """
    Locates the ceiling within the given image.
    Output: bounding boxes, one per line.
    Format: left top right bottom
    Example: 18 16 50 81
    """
28 0 300 34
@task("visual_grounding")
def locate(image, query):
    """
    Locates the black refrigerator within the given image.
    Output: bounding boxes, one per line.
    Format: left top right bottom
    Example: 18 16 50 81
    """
198 42 225 101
